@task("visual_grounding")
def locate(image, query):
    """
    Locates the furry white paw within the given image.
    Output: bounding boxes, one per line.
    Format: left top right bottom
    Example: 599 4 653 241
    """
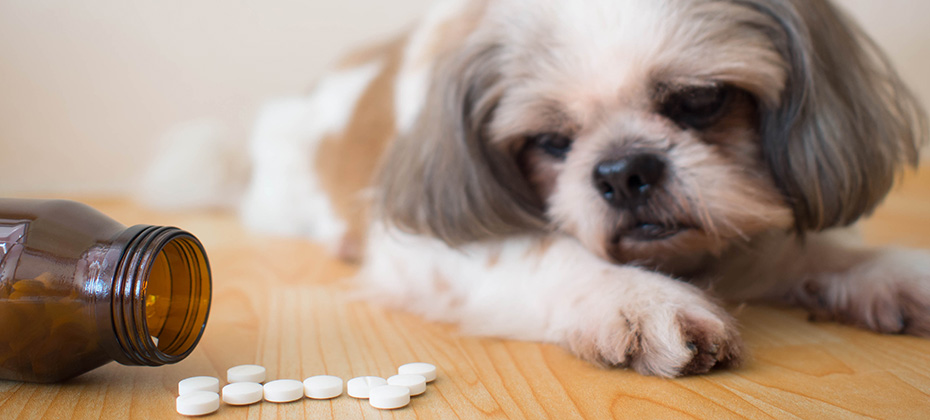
793 249 930 337
564 279 742 377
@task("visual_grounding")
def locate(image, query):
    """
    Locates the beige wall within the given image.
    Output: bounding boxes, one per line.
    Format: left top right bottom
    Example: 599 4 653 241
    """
1 0 928 195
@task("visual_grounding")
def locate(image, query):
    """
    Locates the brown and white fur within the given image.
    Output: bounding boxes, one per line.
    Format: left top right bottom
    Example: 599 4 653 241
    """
179 0 930 377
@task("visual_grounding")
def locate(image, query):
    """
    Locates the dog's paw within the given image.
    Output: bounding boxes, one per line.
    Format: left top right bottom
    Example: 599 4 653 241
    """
794 249 930 337
566 282 742 377
675 309 743 375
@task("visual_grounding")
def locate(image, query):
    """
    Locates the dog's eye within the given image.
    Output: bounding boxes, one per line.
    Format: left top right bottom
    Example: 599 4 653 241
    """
530 133 573 159
661 85 732 129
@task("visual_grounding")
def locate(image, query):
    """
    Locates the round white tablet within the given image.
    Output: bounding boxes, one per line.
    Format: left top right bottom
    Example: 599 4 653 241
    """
387 374 426 396
227 364 266 383
178 376 220 395
346 376 387 399
397 362 437 382
222 382 263 406
303 375 344 399
176 391 220 416
368 385 411 410
263 379 304 403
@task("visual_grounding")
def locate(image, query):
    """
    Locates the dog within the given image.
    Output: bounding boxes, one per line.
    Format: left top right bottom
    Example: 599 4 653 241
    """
151 0 929 377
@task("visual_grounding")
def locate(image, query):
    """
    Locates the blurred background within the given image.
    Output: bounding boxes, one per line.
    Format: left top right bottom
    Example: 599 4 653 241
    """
0 0 927 196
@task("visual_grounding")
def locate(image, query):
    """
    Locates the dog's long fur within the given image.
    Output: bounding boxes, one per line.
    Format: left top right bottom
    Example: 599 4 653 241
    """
182 0 929 377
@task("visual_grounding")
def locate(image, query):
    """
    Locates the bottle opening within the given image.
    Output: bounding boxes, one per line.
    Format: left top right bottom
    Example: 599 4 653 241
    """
112 226 211 365
143 235 211 358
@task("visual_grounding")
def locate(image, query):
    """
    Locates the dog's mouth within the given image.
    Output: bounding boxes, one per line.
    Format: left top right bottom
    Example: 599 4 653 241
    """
611 221 694 243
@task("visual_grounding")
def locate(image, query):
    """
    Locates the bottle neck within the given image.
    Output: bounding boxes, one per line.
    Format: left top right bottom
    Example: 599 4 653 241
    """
107 225 212 366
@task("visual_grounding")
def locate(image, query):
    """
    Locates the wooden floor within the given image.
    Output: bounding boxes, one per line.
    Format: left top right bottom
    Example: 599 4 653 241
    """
3 169 930 419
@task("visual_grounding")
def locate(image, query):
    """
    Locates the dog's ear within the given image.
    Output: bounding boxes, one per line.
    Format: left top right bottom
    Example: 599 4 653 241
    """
752 0 927 232
375 41 547 245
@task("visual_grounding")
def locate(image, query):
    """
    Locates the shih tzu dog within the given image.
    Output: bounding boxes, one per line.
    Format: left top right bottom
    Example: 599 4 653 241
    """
187 0 929 377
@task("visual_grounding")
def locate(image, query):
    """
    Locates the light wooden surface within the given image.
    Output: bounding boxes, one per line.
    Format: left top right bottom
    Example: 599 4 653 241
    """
2 169 930 419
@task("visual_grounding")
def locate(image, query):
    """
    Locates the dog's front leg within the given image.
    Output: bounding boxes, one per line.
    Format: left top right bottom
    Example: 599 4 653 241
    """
790 232 930 336
728 230 930 337
360 226 742 377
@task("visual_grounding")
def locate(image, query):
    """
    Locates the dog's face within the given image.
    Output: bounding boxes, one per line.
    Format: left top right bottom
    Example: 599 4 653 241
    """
487 0 794 264
378 0 924 267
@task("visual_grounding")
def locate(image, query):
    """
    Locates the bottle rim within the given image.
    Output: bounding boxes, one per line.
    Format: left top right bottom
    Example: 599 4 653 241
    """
110 225 212 366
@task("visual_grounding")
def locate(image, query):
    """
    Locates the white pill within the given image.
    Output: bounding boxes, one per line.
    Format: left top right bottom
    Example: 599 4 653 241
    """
303 375 344 399
263 379 304 403
397 362 437 382
222 382 263 406
176 391 220 416
387 374 426 396
346 376 387 399
227 364 266 383
368 385 411 410
178 376 220 395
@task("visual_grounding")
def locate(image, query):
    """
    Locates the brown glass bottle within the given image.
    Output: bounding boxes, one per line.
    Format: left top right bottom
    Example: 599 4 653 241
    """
0 199 211 383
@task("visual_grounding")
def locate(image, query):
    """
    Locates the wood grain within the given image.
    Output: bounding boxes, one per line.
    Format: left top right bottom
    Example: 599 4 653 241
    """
2 168 930 419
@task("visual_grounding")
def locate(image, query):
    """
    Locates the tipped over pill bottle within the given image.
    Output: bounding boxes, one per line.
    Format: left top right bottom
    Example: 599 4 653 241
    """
0 199 212 383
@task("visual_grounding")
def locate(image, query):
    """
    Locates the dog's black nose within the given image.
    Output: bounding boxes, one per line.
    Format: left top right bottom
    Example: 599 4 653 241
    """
593 153 666 207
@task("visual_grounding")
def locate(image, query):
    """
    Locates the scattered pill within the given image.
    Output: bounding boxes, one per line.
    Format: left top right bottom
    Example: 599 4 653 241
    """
222 382 264 406
303 375 344 399
176 391 220 416
227 364 266 383
387 374 426 396
368 385 411 410
347 376 387 399
397 363 437 382
263 379 304 403
179 376 220 395
173 364 439 414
